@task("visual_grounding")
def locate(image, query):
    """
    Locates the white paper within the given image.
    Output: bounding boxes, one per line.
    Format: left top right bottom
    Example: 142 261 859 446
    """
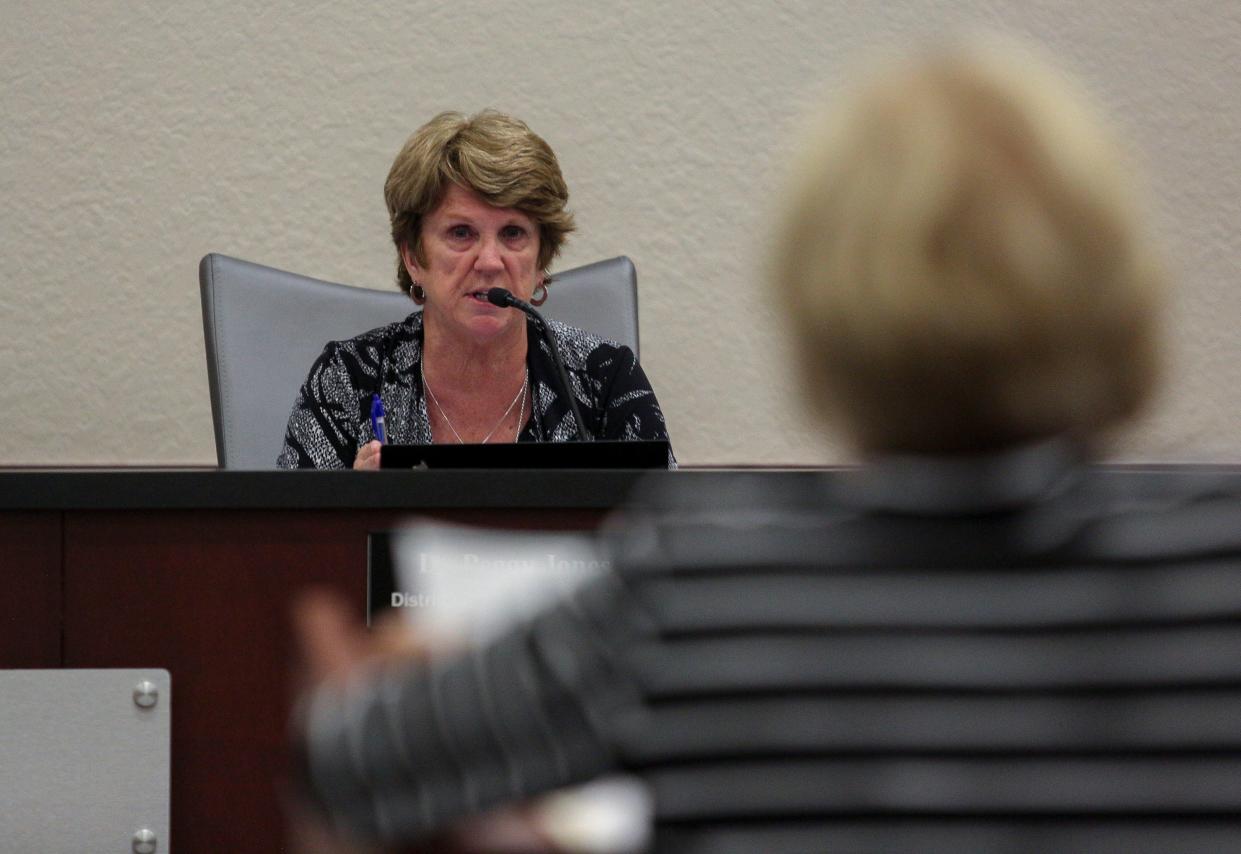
388 521 651 852
390 522 609 643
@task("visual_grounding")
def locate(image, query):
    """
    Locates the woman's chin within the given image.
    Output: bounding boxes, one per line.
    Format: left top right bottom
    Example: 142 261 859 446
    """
425 302 522 346
462 311 520 342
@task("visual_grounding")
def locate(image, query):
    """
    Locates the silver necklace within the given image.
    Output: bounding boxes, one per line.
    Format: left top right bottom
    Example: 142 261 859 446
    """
421 359 528 444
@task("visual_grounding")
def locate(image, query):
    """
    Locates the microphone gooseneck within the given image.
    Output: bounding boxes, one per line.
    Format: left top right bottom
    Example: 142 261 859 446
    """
485 287 591 442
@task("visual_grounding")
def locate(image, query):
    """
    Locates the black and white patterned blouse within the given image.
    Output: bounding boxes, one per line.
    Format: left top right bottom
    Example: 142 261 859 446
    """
276 312 673 468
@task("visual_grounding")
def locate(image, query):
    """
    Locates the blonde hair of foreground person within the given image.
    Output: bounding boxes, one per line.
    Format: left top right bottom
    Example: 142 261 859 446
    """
384 110 576 295
773 40 1167 455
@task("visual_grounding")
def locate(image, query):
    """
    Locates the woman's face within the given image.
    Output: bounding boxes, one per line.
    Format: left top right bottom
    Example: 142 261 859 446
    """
403 183 540 346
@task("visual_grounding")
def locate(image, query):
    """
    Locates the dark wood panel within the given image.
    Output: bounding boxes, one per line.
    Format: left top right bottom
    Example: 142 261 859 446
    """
0 511 62 667
62 506 608 854
63 508 405 854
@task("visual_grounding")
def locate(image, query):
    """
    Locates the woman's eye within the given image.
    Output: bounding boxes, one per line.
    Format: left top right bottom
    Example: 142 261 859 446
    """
448 225 472 240
501 225 526 240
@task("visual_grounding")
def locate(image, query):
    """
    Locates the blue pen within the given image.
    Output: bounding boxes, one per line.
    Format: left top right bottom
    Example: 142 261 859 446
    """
370 394 387 444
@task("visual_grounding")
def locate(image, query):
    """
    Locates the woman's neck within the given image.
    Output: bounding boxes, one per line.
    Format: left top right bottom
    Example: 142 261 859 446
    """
421 315 527 395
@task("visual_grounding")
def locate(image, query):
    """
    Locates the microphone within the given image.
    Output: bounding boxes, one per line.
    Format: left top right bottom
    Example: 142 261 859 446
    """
486 287 527 311
487 287 591 441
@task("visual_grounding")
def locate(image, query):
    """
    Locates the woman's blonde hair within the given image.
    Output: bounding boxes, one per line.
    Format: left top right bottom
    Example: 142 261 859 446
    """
384 110 576 294
774 39 1166 454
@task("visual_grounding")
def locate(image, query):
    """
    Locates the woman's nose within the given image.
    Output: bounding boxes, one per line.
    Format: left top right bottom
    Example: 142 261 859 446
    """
474 236 504 271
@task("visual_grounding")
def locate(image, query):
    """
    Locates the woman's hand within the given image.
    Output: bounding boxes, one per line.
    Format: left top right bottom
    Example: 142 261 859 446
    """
290 591 559 853
353 440 382 470
293 588 428 681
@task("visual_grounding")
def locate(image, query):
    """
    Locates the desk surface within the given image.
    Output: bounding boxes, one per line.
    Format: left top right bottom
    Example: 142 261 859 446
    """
1 464 1239 510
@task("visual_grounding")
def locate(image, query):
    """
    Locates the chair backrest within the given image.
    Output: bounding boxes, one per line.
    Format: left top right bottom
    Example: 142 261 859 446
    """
199 253 639 469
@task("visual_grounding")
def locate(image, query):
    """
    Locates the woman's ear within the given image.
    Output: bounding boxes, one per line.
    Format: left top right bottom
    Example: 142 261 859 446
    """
399 242 422 280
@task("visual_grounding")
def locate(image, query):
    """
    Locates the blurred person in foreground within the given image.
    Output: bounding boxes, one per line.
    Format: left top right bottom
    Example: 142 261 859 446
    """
291 38 1241 853
277 110 672 469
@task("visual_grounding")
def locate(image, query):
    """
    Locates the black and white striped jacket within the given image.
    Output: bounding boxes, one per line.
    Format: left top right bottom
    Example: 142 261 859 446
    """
300 443 1241 853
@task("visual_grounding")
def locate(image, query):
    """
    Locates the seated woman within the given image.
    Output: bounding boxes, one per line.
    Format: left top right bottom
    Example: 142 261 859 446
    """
277 111 672 469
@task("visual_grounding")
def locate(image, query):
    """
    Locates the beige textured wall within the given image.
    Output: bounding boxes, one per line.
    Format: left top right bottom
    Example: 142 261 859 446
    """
2 0 1238 466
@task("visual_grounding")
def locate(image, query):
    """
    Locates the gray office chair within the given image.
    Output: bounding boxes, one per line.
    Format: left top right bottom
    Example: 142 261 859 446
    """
199 253 639 469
